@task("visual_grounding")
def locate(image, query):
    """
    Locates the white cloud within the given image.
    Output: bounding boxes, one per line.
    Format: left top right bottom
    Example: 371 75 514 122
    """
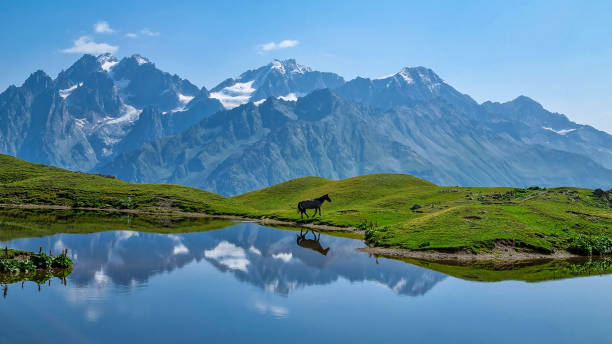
204 241 250 272
249 246 261 255
272 252 293 263
173 243 189 255
258 39 299 53
125 29 159 39
53 239 66 253
85 307 102 322
115 230 138 241
94 268 110 286
254 301 289 317
62 36 118 54
140 28 160 37
94 21 115 34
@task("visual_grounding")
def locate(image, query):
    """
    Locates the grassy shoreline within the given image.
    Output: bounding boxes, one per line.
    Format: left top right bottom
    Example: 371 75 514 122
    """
1 154 611 261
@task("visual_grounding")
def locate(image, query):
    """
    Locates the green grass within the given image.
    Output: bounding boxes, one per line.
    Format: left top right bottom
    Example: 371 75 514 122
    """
1 154 611 256
0 154 246 215
234 175 612 254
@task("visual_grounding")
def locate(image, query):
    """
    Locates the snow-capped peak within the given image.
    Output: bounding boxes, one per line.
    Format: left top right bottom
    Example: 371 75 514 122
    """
210 80 256 109
397 68 415 84
131 54 150 66
270 59 311 74
97 53 119 72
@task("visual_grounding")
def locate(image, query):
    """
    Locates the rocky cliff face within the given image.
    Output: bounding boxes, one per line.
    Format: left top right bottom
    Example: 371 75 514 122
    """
0 54 223 170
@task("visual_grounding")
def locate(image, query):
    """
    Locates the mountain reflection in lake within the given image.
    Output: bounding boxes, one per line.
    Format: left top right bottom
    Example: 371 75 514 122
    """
2 222 612 343
3 223 445 296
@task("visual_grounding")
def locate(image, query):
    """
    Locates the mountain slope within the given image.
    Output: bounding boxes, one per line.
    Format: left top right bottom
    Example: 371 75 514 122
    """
3 56 612 195
482 96 612 170
0 54 223 170
100 89 612 195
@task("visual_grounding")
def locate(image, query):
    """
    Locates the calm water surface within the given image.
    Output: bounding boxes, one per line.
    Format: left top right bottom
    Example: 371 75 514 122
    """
1 221 612 343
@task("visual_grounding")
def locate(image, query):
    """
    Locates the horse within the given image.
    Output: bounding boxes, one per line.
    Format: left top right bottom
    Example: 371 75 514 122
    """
297 194 332 219
297 229 330 256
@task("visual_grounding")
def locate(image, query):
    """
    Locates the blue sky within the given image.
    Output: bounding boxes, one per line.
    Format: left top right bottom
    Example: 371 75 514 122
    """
1 0 611 133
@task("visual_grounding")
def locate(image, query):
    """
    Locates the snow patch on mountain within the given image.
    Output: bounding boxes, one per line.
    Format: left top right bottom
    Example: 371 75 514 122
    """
106 104 142 125
271 59 311 74
101 59 118 72
133 55 150 66
543 127 576 135
374 73 395 80
59 82 83 99
169 93 196 112
177 93 194 104
398 69 415 84
97 53 119 72
210 81 256 109
278 93 298 101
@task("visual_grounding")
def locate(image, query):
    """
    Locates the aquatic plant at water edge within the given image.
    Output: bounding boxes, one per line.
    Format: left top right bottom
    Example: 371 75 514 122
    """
567 234 612 256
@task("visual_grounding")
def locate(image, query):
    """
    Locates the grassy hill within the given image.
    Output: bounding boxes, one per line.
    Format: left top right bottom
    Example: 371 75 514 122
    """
234 174 612 254
0 154 244 214
1 154 611 256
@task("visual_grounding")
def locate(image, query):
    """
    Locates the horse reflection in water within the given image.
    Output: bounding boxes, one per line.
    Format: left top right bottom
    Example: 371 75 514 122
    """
296 229 330 256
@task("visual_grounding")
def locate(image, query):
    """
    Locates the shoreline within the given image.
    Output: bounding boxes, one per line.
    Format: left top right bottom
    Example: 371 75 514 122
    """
0 203 357 232
0 203 584 262
358 246 580 262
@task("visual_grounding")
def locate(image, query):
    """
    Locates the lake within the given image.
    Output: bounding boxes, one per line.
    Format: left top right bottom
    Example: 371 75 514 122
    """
1 211 611 343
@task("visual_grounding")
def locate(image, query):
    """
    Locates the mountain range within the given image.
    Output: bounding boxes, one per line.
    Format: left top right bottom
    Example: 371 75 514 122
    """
2 54 611 195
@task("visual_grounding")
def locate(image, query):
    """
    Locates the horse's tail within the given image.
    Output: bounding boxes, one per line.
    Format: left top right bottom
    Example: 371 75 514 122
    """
297 202 302 214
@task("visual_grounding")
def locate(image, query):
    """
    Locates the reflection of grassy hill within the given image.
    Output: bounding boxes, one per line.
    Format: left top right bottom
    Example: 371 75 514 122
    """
0 209 235 242
401 257 612 282
1 154 612 256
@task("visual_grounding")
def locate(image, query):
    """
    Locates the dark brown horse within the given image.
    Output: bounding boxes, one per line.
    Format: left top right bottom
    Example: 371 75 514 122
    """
296 229 330 256
297 194 332 219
